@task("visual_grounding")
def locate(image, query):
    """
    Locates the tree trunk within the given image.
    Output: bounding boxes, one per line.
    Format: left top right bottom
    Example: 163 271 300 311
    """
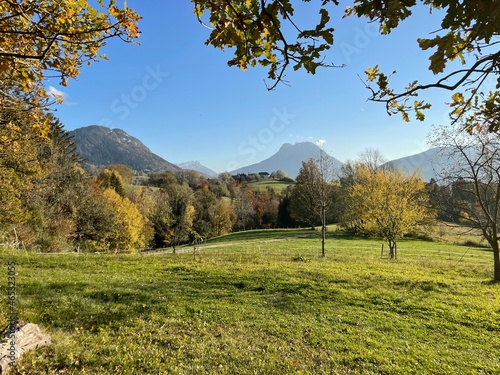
321 224 325 258
484 238 500 282
388 239 397 259
321 205 326 257
493 241 500 282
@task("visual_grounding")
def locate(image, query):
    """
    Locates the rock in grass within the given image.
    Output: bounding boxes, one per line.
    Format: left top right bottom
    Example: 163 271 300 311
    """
0 321 51 373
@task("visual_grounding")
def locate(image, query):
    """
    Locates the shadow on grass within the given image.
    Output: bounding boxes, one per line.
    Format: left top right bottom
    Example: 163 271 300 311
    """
326 231 372 241
208 228 316 243
482 279 500 285
460 240 492 251
20 281 159 331
19 265 331 332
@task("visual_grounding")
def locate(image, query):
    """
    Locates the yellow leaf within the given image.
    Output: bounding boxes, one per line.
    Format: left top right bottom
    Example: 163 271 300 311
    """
365 65 379 82
451 92 464 103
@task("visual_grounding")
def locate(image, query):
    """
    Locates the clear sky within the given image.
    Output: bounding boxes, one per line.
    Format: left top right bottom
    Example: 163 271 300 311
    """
49 1 460 173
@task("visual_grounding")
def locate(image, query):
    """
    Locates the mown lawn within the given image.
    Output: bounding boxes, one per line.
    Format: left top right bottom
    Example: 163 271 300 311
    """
1 229 499 374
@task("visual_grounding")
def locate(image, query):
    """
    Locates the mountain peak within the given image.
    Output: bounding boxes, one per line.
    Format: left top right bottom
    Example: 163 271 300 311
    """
70 125 179 173
176 161 218 178
230 141 342 179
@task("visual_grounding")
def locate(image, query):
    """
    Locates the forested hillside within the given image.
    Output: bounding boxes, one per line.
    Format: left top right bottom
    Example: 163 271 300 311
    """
70 126 180 173
1 121 300 252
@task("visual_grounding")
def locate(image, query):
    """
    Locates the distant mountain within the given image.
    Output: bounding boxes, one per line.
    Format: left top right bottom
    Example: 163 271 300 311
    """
176 161 218 178
384 147 454 182
230 142 343 179
70 125 179 173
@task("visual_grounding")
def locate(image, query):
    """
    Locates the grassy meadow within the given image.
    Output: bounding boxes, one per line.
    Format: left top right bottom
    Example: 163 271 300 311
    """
1 228 499 374
247 179 294 193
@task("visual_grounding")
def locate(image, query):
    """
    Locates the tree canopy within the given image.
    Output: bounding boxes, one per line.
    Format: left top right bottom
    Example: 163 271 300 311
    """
343 164 431 259
290 156 336 257
431 124 500 281
0 0 140 135
193 0 499 128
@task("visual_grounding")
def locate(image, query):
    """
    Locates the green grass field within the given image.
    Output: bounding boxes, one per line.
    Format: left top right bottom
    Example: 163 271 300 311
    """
247 179 294 192
1 229 499 374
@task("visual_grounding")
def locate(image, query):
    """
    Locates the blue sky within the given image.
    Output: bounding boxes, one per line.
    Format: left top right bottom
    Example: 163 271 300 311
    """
50 1 458 173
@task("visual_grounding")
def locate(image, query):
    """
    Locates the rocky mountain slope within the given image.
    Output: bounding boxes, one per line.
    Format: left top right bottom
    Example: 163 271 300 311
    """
70 125 179 173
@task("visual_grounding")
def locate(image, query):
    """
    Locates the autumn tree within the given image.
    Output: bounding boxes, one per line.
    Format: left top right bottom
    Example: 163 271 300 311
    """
0 112 42 234
74 185 149 253
67 174 155 253
214 172 233 197
165 183 196 251
176 169 202 190
193 184 236 238
194 0 499 128
344 165 431 259
73 181 112 252
193 184 219 238
106 164 134 185
147 171 178 189
232 184 257 231
337 149 393 233
431 125 500 282
138 177 234 245
101 189 148 252
192 0 338 90
97 168 126 197
210 200 235 237
271 170 289 180
277 187 298 228
358 148 390 174
22 114 88 252
256 187 281 228
1 1 140 249
290 154 336 257
125 186 167 249
144 189 173 249
337 160 364 234
290 159 326 227
0 1 139 133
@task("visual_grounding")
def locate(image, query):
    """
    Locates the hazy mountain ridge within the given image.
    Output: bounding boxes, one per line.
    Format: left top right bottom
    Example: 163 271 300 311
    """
383 147 454 182
176 161 218 178
70 126 446 181
230 142 344 179
70 125 179 173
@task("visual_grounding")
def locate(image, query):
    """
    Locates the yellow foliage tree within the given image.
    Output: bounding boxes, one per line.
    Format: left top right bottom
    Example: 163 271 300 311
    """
210 200 235 237
1 1 140 245
0 1 140 136
98 168 125 196
345 166 431 259
102 188 148 253
0 115 44 233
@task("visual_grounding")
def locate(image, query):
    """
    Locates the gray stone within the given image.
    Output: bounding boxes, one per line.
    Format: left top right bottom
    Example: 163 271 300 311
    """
0 322 51 373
